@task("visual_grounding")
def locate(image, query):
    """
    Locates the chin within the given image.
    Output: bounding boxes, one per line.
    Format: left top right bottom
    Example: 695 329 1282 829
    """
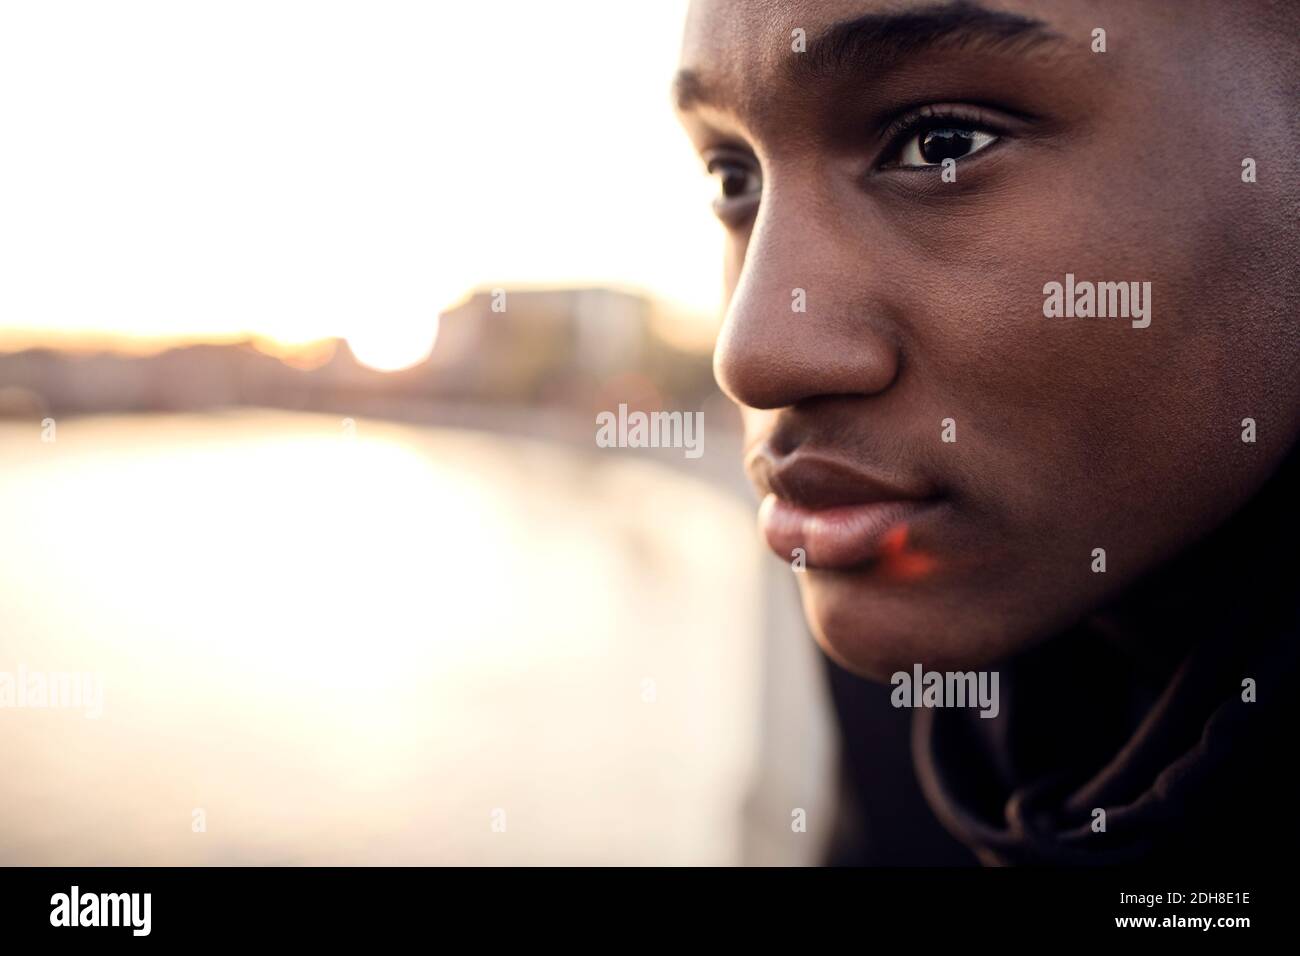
798 572 1033 682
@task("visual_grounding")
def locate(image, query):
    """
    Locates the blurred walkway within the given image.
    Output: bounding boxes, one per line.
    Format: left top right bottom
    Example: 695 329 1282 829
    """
0 410 832 864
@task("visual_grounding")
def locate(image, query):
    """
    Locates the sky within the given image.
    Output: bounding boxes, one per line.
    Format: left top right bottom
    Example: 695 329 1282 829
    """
0 0 724 362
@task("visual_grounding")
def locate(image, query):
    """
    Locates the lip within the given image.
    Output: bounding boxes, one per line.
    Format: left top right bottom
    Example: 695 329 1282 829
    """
749 451 939 570
759 494 934 569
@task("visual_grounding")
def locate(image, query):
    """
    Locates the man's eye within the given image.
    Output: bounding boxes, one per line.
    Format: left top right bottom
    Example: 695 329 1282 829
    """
894 125 998 168
706 157 761 201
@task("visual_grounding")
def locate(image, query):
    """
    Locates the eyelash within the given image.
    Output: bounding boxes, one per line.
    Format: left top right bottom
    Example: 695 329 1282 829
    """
701 104 1009 223
704 151 762 224
877 104 1004 169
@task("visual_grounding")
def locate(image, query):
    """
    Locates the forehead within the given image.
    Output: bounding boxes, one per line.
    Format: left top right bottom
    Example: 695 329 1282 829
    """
677 0 1100 116
681 0 888 63
681 0 1074 57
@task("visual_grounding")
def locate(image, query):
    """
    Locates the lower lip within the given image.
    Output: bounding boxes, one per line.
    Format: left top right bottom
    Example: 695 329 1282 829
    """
758 494 934 570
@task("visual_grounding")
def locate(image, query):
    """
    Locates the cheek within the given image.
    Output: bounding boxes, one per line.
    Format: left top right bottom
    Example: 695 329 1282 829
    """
912 259 1259 620
721 234 746 300
891 166 1199 508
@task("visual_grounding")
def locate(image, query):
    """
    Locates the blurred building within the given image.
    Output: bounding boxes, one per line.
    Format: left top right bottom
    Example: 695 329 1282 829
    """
0 287 715 419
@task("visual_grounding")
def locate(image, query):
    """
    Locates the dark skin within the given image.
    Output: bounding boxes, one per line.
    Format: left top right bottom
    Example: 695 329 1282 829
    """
675 0 1300 680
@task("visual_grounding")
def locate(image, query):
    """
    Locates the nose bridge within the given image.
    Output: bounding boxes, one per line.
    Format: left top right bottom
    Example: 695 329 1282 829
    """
713 174 900 410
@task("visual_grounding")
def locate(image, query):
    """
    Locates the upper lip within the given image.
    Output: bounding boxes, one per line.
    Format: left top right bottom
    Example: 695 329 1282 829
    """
746 447 934 510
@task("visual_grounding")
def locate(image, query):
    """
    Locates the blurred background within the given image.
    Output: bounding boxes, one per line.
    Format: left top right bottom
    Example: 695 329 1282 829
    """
0 0 835 864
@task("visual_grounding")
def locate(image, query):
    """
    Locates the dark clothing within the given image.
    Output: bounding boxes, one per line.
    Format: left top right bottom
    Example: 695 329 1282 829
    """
824 446 1300 866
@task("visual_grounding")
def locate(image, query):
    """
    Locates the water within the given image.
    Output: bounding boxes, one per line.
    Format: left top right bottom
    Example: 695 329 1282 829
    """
0 410 767 864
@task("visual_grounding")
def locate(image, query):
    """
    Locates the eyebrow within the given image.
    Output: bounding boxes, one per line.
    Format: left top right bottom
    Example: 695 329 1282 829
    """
674 1 1063 112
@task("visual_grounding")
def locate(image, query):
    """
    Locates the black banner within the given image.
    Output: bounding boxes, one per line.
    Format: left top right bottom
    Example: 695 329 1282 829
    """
0 866 1278 943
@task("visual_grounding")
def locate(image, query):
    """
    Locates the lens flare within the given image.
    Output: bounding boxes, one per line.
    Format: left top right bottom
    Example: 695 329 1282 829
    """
878 523 938 581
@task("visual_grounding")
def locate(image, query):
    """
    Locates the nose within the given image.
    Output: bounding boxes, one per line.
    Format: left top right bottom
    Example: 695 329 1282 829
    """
712 188 901 411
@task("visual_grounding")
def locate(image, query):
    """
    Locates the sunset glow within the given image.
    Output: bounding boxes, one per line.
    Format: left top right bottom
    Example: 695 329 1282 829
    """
345 316 440 373
0 0 718 356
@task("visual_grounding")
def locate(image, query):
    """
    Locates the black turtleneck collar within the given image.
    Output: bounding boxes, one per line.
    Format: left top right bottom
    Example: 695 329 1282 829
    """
911 444 1300 866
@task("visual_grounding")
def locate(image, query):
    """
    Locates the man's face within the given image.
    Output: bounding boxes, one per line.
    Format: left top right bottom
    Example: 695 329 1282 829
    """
675 0 1300 679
